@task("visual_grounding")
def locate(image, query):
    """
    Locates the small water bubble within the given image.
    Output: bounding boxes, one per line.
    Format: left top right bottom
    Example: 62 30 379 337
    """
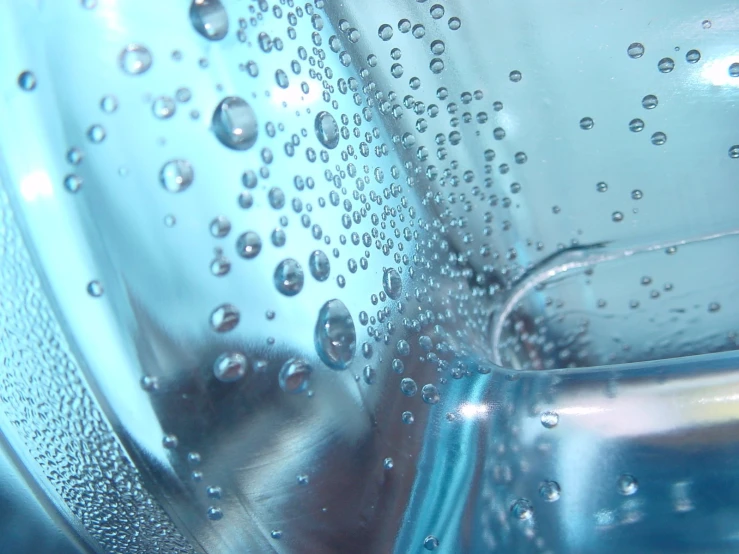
612 211 624 222
686 49 701 63
210 303 240 332
66 147 84 165
17 70 36 91
383 457 394 470
510 498 533 520
274 258 305 296
87 125 106 143
402 410 414 424
658 57 675 73
271 530 283 540
210 216 231 237
213 351 248 382
190 0 229 41
212 96 258 151
275 69 289 88
207 507 223 521
363 365 376 384
378 24 393 41
540 410 559 428
279 358 312 393
642 94 658 109
297 474 310 485
100 95 118 113
708 302 721 312
579 117 594 130
271 228 286 247
539 480 561 502
423 535 439 550
627 42 645 59
140 375 159 392
617 474 639 496
268 187 285 209
309 250 331 281
159 159 193 193
429 59 444 74
383 268 402 300
119 44 152 75
448 17 461 30
509 70 522 82
236 231 262 259
315 299 356 369
596 181 608 192
631 189 643 200
211 254 231 276
64 174 83 193
702 19 712 29
729 145 739 158
730 63 739 77
421 384 440 404
162 434 179 449
400 377 417 397
206 486 222 499
397 339 410 356
152 96 176 119
315 111 339 149
629 118 644 132
651 131 667 145
87 280 104 297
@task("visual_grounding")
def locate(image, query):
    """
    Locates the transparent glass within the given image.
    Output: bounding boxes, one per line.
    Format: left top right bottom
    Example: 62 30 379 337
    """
1 0 738 552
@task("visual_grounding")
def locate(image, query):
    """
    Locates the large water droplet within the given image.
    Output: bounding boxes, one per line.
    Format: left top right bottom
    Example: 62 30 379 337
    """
119 44 152 75
315 299 356 370
190 0 229 41
315 111 339 149
274 259 304 296
160 159 194 192
210 303 240 332
382 268 402 300
213 351 248 382
212 96 258 151
309 250 330 281
279 358 312 393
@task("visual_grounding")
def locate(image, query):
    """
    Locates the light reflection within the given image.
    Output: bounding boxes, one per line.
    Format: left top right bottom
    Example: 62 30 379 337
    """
20 170 53 202
458 402 489 419
270 82 322 107
700 56 739 87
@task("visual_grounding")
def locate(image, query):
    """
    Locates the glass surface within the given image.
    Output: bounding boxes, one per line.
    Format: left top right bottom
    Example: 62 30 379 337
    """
0 0 738 552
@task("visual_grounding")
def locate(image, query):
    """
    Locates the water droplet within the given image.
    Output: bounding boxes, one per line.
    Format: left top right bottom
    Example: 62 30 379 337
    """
213 351 248 382
383 457 394 469
210 303 240 332
275 69 289 88
190 0 229 41
596 181 608 192
279 358 312 393
642 94 658 109
730 63 739 77
152 96 176 119
628 118 644 132
270 530 283 540
510 498 533 520
87 280 104 297
160 159 194 193
383 268 402 300
612 211 624 222
423 535 439 550
627 42 645 59
540 410 559 428
448 17 461 31
729 145 739 158
509 70 522 82
631 189 643 200
64 174 82 193
421 384 440 404
207 506 223 521
119 44 152 75
617 474 639 495
17 70 36 91
268 187 285 209
87 125 106 143
100 95 118 113
315 299 356 370
708 302 721 313
686 49 701 63
402 411 415 424
400 377 417 396
236 231 262 259
702 19 712 29
539 480 561 502
271 228 286 247
378 24 393 41
315 111 339 149
651 131 667 145
212 96 258 151
206 486 222 499
210 216 231 238
309 250 330 281
579 117 594 130
362 365 376 384
163 434 179 449
658 57 675 73
140 375 159 392
297 474 310 485
274 259 304 296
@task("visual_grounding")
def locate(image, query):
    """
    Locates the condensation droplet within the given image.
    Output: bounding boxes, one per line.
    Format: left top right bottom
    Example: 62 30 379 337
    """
539 480 561 502
315 299 356 369
423 535 439 551
627 42 645 59
274 259 304 296
236 231 262 259
540 410 559 428
210 303 240 332
190 0 229 41
212 96 258 151
617 474 639 496
17 70 36 91
658 57 675 73
510 498 533 520
315 111 339 149
279 358 312 393
119 44 152 75
213 351 248 382
383 268 402 300
641 94 658 109
87 280 104 297
160 159 194 193
421 384 440 404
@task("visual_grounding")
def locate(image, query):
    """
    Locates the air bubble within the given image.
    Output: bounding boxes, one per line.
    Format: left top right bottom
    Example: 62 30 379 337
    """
152 96 176 119
627 42 645 59
119 44 152 75
383 268 402 299
160 159 194 193
642 94 658 109
421 384 440 404
378 24 393 41
629 118 644 132
658 57 675 73
87 280 104 297
579 117 594 130
729 63 739 77
651 131 667 145
400 377 417 397
617 474 639 496
509 70 522 82
685 49 701 63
